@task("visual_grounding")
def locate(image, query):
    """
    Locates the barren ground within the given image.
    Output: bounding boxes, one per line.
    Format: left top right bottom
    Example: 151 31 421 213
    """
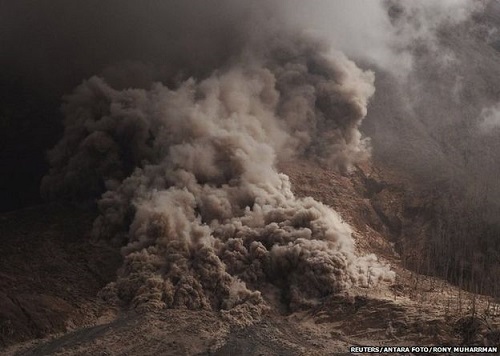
1 160 499 355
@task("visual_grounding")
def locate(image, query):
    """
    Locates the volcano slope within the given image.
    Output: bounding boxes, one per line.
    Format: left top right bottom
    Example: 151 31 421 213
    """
1 159 499 355
2 1 500 355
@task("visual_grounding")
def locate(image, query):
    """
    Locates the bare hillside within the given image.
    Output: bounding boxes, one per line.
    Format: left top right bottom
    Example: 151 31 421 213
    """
2 161 499 355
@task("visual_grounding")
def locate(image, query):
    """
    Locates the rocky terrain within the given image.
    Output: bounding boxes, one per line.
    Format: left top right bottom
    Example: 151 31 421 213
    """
1 159 499 355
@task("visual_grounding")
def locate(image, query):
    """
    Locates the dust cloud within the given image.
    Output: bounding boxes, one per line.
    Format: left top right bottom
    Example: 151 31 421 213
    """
41 29 395 321
27 0 500 316
31 0 403 322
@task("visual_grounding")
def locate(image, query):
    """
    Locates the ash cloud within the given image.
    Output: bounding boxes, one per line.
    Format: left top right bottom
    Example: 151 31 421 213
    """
8 0 498 312
283 0 485 78
286 0 497 190
40 7 394 319
359 0 500 190
0 0 269 94
0 0 274 211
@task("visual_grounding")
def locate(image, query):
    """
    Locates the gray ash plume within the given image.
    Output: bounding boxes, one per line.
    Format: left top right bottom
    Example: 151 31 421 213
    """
41 27 394 321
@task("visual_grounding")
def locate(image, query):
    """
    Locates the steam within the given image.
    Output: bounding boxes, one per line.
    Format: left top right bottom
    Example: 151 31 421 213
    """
358 0 497 180
282 0 485 78
42 30 394 321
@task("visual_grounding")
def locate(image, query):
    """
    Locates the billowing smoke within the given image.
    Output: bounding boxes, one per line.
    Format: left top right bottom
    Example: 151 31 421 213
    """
282 0 486 78
360 0 500 189
41 23 394 320
6 0 498 307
